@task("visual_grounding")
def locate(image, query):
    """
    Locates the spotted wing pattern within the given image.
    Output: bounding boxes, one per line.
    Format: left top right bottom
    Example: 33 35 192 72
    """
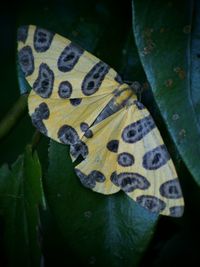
74 108 128 195
115 103 184 216
17 25 184 217
75 102 184 217
18 25 121 99
28 89 114 161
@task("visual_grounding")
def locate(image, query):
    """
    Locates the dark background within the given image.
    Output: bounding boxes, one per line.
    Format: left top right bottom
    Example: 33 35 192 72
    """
1 0 200 266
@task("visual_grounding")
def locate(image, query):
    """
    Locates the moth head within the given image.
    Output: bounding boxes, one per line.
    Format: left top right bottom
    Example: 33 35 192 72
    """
126 81 143 101
129 81 142 94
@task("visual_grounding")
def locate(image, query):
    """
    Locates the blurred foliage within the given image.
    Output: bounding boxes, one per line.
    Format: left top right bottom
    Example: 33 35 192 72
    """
0 0 200 266
0 146 45 266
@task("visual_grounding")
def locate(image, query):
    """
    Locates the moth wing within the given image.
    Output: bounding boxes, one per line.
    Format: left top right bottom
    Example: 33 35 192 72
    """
18 24 123 160
17 25 122 100
74 108 128 195
28 89 114 159
75 101 184 217
114 101 184 217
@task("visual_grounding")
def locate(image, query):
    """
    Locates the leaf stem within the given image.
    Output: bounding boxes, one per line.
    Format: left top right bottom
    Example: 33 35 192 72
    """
31 130 41 151
0 94 28 140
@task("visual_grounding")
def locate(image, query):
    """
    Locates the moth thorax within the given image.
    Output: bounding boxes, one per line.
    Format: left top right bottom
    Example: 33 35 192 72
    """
114 83 136 106
93 84 135 125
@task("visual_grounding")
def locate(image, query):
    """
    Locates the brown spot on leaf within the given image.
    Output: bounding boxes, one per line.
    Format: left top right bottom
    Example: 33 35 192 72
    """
172 113 180 121
165 79 173 88
143 28 154 37
179 129 186 138
142 42 155 55
142 28 156 55
174 67 186 80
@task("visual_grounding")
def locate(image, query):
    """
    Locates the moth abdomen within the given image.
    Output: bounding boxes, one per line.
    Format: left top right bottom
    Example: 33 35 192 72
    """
93 84 136 125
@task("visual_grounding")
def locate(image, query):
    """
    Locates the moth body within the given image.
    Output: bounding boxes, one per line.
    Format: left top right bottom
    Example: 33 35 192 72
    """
94 84 136 125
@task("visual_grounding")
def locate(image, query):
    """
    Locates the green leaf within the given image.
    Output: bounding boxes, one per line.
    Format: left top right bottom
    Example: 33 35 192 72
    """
0 146 45 266
132 0 200 184
45 141 158 267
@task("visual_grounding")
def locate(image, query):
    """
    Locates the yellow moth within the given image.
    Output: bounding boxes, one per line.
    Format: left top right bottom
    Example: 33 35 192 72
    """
17 25 184 217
